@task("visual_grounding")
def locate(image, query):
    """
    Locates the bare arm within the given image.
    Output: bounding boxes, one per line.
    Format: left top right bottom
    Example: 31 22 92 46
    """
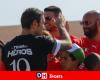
55 13 72 50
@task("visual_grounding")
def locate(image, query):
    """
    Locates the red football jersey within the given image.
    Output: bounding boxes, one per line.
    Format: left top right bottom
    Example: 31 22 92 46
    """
0 61 6 70
47 54 62 70
47 35 78 70
72 36 100 56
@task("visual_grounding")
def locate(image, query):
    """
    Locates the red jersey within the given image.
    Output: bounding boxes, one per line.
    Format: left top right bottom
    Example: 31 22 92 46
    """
0 61 6 70
47 35 78 70
72 36 100 56
47 29 62 70
47 54 62 70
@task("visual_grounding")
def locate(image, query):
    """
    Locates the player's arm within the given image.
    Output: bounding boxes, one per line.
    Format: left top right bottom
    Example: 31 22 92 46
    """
39 14 72 55
55 13 72 51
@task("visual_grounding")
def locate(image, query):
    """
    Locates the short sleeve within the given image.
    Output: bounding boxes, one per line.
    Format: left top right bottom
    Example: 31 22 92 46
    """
35 36 61 56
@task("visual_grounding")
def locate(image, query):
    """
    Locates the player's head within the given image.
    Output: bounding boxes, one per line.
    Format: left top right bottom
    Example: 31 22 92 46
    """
44 6 62 31
84 52 100 70
81 10 100 39
21 8 45 35
44 5 62 17
59 44 85 70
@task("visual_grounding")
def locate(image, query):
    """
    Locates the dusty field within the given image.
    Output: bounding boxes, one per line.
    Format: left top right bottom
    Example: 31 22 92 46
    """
0 21 84 43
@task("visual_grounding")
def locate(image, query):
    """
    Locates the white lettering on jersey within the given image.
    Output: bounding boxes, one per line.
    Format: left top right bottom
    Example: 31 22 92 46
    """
7 45 33 57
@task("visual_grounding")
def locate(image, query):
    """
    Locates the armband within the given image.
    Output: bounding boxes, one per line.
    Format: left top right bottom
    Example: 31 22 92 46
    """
67 43 85 62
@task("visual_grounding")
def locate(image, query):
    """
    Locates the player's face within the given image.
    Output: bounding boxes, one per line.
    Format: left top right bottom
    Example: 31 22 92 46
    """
81 15 98 39
59 51 78 70
44 11 57 31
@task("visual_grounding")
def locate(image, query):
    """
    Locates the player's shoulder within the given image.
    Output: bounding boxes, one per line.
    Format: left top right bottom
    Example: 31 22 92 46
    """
18 34 51 40
34 35 52 41
80 36 92 43
80 36 88 40
4 35 19 48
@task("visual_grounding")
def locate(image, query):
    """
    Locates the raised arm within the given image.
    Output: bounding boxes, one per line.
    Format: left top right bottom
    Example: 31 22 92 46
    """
55 13 72 50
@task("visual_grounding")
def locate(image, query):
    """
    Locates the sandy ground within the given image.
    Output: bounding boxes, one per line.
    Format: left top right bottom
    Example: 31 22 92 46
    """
0 21 84 43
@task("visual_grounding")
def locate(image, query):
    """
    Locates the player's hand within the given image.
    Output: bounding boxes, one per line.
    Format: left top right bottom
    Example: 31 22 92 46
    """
55 13 66 28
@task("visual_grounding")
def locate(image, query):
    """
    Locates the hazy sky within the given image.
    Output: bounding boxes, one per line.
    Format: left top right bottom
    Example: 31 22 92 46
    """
0 0 100 25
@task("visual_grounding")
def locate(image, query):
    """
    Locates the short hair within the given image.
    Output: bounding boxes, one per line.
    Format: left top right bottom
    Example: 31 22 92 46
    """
44 6 62 15
21 8 43 29
84 52 100 70
83 10 100 19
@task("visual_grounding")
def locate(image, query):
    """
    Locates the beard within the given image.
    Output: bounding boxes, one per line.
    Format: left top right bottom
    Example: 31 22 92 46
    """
83 23 98 39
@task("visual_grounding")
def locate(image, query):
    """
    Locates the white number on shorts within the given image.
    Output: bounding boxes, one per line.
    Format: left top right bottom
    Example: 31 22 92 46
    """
10 58 30 71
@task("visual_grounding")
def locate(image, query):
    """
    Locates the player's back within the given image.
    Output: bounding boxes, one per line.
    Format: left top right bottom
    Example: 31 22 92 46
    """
2 34 53 71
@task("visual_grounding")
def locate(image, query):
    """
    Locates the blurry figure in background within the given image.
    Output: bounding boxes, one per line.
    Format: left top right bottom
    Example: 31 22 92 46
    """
72 11 100 56
0 40 5 70
84 52 100 70
59 43 85 71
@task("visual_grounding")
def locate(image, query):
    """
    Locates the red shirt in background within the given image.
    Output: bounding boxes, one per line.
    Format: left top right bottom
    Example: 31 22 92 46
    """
47 29 62 70
47 35 77 70
71 36 100 56
47 54 62 70
47 35 100 70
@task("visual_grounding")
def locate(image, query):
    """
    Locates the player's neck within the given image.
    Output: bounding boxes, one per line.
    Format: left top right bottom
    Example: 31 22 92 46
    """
21 29 34 35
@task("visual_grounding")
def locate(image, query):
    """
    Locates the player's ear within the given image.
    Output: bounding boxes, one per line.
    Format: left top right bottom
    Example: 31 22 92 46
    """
32 20 38 27
31 20 38 30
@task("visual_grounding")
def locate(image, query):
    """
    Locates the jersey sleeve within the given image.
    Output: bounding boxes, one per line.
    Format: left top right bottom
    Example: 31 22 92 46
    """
70 35 83 47
36 36 61 56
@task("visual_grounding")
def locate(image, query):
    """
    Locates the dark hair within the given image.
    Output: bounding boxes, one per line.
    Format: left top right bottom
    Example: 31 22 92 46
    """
21 8 43 29
44 6 62 15
84 52 100 70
